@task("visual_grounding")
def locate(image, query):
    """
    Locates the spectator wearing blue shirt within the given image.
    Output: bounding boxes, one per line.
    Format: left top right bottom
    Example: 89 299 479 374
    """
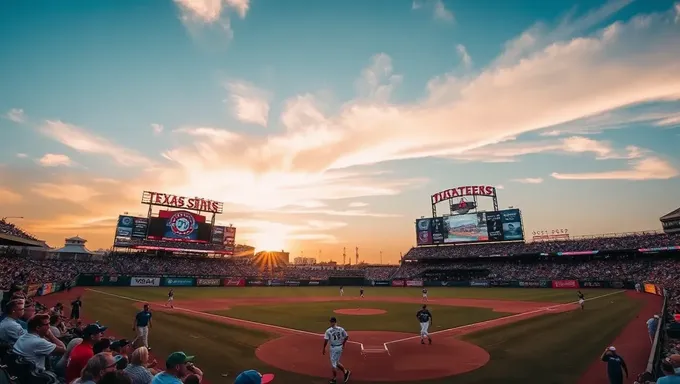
151 352 202 384
133 304 153 350
600 346 628 384
12 313 66 370
647 315 660 343
657 359 680 384
0 300 26 344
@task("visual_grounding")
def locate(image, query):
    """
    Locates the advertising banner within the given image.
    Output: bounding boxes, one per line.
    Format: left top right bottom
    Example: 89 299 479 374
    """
197 278 221 286
372 280 391 286
223 278 246 287
580 281 606 288
247 279 266 286
130 277 161 287
519 281 541 288
552 280 579 289
285 280 301 286
406 280 424 287
441 281 471 287
391 280 405 287
308 281 320 286
164 277 194 286
490 281 512 287
40 283 53 296
470 281 490 287
644 283 658 295
27 284 41 297
268 279 284 286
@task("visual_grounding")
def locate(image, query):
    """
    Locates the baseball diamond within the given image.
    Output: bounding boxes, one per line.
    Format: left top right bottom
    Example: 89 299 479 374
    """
20 284 662 384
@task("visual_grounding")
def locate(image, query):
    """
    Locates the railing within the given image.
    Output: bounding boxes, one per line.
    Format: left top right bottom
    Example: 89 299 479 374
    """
644 288 669 380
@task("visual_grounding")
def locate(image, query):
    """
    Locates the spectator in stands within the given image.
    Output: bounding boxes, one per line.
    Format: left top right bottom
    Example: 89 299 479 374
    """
49 314 64 338
12 313 66 370
0 300 25 344
151 352 202 384
111 339 131 369
648 315 660 343
234 370 275 384
670 355 680 374
124 346 156 384
66 323 108 383
100 370 133 384
94 338 112 354
73 352 117 384
656 359 680 384
54 338 83 376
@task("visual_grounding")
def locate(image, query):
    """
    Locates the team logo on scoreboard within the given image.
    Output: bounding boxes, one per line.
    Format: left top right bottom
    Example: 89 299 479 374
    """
168 211 196 236
121 216 133 226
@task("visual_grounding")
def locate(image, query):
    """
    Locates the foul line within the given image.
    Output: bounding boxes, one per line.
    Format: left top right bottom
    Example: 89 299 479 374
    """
383 290 626 346
85 288 367 350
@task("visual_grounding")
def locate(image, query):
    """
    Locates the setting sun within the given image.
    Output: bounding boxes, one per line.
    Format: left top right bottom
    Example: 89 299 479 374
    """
250 222 289 252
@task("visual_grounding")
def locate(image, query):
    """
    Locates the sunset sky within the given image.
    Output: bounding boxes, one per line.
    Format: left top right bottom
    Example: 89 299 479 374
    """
1 0 679 264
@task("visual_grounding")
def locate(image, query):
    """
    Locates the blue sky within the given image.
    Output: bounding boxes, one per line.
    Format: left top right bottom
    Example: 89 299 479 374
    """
1 0 679 263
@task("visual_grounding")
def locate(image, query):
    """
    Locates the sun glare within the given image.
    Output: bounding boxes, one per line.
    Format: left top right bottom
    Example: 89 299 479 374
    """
250 222 289 252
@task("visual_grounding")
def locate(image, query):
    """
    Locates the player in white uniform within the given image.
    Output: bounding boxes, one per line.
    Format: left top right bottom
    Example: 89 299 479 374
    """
422 288 428 302
577 291 585 310
416 304 433 344
339 286 344 297
323 317 351 383
166 289 174 308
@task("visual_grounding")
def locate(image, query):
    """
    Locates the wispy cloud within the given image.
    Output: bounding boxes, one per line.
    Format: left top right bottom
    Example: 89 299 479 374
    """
512 177 544 184
456 44 472 69
355 54 403 102
39 120 152 167
4 108 25 123
675 2 680 24
16 153 28 159
413 0 454 22
173 0 250 42
30 183 101 203
552 157 678 181
151 123 164 135
348 202 369 208
38 154 74 167
0 188 23 204
226 81 271 127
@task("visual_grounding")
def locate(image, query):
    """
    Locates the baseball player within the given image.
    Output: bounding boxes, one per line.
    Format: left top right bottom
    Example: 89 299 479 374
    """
416 304 433 344
132 304 152 350
359 287 364 298
323 317 351 383
422 288 428 302
577 291 585 310
166 289 174 308
339 286 344 297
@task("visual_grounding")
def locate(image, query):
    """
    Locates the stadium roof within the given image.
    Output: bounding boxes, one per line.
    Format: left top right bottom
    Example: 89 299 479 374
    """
660 207 680 221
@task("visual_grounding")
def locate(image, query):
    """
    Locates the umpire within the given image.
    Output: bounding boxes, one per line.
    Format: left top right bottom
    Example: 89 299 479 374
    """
601 346 628 384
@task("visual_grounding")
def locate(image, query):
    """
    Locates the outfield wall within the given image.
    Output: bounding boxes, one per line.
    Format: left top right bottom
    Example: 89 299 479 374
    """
75 274 637 289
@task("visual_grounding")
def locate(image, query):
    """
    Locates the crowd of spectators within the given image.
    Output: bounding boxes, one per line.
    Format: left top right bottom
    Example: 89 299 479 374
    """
0 219 38 241
404 233 680 259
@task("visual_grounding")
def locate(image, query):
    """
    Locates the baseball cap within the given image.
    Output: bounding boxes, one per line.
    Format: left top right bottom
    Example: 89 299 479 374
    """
234 370 275 384
654 315 660 319
166 352 194 368
83 323 108 337
608 346 616 351
111 339 130 350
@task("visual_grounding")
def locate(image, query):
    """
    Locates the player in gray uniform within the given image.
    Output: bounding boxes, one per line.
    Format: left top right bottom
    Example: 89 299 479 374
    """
323 317 351 383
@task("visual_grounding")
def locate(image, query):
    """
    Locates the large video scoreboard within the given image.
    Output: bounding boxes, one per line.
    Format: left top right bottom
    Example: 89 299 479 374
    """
415 209 524 246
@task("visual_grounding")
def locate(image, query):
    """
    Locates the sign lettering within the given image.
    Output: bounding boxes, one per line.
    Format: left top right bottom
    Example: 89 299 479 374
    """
141 191 224 214
431 185 496 204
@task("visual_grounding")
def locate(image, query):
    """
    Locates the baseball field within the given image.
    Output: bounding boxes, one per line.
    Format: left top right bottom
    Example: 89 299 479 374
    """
38 286 662 383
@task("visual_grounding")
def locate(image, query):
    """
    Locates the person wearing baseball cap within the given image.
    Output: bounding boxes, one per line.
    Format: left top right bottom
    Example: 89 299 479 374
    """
65 323 108 383
234 370 275 384
601 346 628 384
151 352 203 384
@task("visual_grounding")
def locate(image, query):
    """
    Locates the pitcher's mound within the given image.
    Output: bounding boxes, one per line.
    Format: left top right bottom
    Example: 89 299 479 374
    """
334 308 386 315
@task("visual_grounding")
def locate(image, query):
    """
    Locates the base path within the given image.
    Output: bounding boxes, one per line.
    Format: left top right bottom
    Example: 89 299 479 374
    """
334 308 386 316
256 331 489 382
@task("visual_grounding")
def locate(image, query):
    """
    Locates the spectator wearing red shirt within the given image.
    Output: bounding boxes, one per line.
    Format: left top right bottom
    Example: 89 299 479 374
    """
65 323 108 383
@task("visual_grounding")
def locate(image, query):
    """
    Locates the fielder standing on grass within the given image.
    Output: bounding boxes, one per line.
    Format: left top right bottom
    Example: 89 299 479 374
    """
322 317 351 383
166 289 174 309
577 291 585 310
416 304 433 345
132 304 152 351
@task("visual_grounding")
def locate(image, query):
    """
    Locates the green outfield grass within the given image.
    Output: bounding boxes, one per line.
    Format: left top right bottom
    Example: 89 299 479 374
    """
89 286 618 303
211 301 512 333
80 287 638 384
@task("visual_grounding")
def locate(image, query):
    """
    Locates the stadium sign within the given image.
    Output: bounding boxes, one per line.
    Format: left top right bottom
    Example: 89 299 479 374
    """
141 191 224 214
131 277 160 287
431 185 496 204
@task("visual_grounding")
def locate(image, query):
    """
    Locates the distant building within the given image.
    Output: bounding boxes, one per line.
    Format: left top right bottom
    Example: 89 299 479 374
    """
660 207 680 234
293 257 317 265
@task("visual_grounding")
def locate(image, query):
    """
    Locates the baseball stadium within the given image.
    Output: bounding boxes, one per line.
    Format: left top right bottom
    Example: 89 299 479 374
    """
1 187 680 384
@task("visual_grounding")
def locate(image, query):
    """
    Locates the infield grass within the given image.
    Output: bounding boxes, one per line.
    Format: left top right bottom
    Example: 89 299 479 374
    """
81 288 641 384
